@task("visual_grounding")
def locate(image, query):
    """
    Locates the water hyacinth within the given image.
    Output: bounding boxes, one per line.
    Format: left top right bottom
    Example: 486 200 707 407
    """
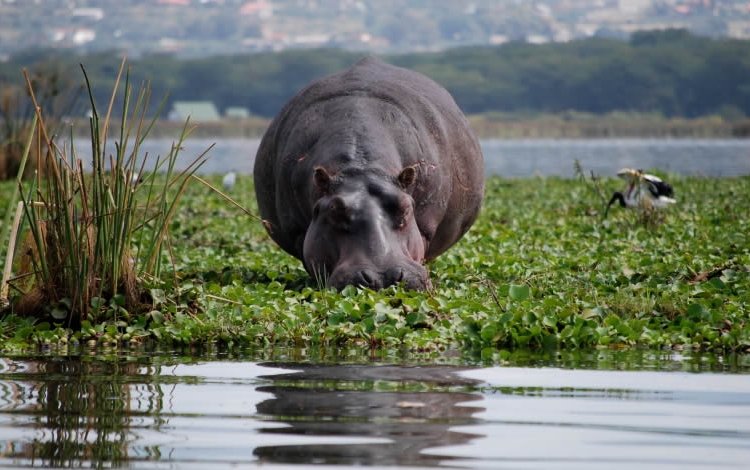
5 167 748 353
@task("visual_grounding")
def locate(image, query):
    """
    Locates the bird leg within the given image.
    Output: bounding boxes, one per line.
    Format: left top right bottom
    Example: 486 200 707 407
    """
604 191 626 218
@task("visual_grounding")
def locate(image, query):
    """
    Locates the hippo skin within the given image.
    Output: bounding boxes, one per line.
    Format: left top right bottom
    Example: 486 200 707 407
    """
254 57 484 290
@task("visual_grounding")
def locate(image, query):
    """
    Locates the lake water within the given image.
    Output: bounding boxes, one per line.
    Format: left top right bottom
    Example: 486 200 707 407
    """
1 350 749 469
117 137 750 177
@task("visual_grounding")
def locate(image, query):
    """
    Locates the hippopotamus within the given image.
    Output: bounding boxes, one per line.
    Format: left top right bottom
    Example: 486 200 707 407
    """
253 57 484 290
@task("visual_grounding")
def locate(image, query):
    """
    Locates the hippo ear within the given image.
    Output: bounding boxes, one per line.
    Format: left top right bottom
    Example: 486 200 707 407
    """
313 167 332 194
398 165 418 191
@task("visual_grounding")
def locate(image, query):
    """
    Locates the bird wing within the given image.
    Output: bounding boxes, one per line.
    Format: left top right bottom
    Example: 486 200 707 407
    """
642 173 664 184
644 177 674 198
644 179 660 198
616 168 640 181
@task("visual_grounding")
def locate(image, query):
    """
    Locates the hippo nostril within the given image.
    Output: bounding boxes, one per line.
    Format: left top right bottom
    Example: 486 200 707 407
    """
383 267 405 286
382 265 429 290
351 269 383 289
360 269 375 286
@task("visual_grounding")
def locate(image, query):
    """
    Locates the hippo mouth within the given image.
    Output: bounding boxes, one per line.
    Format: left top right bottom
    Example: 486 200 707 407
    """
326 262 431 291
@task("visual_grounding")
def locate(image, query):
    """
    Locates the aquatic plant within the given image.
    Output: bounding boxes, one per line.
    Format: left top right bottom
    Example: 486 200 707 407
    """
3 59 208 326
0 64 82 180
0 168 748 353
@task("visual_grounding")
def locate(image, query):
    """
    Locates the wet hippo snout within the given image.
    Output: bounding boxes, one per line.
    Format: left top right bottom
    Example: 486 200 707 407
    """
355 268 383 290
384 267 404 285
328 264 429 291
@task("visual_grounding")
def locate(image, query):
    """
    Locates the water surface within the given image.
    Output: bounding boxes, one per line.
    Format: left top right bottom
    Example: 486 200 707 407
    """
78 137 750 177
0 350 748 469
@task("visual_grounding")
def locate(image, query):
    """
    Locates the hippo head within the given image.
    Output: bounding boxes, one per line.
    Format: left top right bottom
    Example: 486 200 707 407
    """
302 165 430 290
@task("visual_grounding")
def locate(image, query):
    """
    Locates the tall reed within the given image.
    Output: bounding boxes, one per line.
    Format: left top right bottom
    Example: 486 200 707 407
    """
0 65 82 180
9 59 209 325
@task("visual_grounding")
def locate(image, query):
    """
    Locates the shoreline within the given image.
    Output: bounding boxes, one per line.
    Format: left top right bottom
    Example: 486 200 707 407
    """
467 114 750 139
66 113 750 140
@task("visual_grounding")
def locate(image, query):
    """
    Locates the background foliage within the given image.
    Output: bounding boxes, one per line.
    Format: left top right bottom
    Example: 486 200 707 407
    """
2 30 749 120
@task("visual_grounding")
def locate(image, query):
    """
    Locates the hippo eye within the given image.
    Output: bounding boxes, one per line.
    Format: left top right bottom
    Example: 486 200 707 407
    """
382 194 403 214
326 196 352 230
393 205 410 229
380 193 411 229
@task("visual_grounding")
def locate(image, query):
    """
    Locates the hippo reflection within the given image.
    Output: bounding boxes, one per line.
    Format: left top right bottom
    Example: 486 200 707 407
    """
254 57 484 290
253 364 484 466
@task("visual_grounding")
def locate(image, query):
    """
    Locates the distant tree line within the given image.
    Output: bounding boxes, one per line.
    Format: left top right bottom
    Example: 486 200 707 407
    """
2 29 748 120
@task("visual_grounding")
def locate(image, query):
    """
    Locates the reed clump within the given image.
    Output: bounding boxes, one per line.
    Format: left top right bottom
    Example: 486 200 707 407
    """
5 59 208 327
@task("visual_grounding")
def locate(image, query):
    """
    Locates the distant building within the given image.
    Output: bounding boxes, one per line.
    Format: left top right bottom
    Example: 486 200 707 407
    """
240 0 274 18
728 21 750 39
526 34 550 44
72 29 96 45
619 0 652 15
169 101 221 122
289 33 330 46
224 107 251 119
489 34 509 45
72 8 104 21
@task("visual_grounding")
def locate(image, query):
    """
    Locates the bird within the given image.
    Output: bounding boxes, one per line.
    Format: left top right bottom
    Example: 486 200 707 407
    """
222 171 237 192
604 168 676 217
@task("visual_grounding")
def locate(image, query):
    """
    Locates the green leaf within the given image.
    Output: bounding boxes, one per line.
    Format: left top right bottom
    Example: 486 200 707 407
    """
687 303 706 320
327 311 347 326
509 284 530 301
150 289 167 306
480 324 498 342
148 310 165 325
111 294 126 307
50 308 68 320
341 285 358 297
581 307 604 319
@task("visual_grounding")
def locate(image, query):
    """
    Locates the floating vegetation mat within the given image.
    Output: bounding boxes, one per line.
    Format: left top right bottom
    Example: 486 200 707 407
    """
1 173 748 354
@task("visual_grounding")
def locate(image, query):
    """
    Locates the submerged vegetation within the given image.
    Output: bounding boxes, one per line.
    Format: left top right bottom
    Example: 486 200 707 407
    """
1 166 748 353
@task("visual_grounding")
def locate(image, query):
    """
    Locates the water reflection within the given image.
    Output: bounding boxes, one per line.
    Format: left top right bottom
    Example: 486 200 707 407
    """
0 351 748 469
468 348 750 373
0 355 487 468
0 356 164 466
253 364 484 466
